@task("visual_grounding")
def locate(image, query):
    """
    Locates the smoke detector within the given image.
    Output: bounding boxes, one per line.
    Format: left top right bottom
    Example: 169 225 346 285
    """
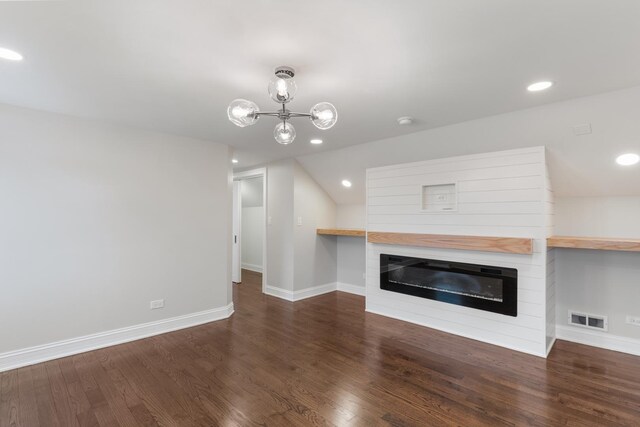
397 116 413 126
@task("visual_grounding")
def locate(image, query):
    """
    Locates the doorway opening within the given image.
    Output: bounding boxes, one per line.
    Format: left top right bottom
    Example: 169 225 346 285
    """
232 168 267 294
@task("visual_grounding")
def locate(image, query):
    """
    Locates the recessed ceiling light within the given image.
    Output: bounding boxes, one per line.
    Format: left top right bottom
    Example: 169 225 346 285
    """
397 116 413 126
0 47 23 61
310 139 323 145
341 179 352 188
231 158 239 164
616 153 639 166
527 81 553 92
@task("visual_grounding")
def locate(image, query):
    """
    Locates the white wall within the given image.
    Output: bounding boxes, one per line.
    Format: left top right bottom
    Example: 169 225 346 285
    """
336 204 366 229
241 207 263 272
241 177 263 272
264 159 337 299
293 161 337 291
241 176 264 208
555 196 640 347
336 204 366 290
544 159 556 352
555 196 640 237
337 237 366 290
0 104 232 358
366 147 552 357
266 159 295 291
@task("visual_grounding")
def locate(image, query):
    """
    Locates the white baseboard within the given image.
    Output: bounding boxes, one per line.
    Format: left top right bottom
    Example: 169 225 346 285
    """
265 282 337 302
337 282 366 296
265 285 296 301
241 263 263 273
556 325 640 356
0 303 234 373
546 337 557 356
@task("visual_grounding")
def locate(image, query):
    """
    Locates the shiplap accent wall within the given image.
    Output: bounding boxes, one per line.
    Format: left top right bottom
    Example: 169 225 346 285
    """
544 155 556 354
366 147 553 357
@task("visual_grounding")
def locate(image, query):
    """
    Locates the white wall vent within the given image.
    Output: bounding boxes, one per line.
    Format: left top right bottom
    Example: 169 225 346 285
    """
568 310 608 331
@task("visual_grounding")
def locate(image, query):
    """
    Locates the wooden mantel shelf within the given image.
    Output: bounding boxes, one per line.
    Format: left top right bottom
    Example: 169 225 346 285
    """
367 232 533 255
317 228 366 237
547 236 640 252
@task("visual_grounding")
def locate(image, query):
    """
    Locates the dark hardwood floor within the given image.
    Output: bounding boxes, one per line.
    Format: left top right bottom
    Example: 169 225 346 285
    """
2 269 640 426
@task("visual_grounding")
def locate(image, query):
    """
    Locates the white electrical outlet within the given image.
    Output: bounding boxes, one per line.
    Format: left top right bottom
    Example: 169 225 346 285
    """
626 315 640 326
150 299 165 310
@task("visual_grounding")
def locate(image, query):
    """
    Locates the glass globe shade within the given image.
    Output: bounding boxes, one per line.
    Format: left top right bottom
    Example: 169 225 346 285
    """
310 102 338 130
227 99 259 127
274 122 296 145
268 76 297 104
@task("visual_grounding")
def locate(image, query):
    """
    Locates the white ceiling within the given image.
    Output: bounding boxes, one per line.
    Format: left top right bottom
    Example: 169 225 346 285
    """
2 1 640 170
298 85 640 204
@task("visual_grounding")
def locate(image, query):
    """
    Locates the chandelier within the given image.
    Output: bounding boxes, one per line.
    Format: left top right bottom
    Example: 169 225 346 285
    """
227 66 338 144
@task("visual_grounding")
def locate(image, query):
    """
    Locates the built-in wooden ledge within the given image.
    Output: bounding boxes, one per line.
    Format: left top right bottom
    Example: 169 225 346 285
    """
317 228 366 237
547 236 640 252
367 232 533 254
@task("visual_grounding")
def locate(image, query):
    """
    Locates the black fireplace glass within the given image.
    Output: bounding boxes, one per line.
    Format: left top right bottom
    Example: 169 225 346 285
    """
380 254 518 316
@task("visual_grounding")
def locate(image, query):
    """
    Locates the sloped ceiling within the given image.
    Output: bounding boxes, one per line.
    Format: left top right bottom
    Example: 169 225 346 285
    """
1 1 640 169
297 86 640 204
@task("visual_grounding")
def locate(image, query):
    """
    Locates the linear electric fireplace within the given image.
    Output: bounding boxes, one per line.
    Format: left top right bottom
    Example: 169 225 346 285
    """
380 254 518 316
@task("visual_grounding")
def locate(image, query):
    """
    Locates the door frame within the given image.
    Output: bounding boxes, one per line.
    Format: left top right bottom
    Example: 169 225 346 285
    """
233 167 267 294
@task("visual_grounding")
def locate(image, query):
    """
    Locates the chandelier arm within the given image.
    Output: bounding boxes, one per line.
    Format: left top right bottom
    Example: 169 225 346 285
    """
288 112 312 118
254 111 311 119
254 111 282 117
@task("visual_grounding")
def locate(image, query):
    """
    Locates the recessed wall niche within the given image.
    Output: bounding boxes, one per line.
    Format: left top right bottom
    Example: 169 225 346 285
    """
421 183 457 212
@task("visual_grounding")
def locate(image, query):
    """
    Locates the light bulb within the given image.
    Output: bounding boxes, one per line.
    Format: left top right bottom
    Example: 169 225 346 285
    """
227 99 259 127
616 153 639 166
268 75 297 104
274 122 296 145
310 102 338 130
0 47 23 61
527 81 554 92
277 79 287 96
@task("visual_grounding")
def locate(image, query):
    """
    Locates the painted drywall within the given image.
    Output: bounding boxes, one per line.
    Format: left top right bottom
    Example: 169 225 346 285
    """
336 204 366 289
241 177 264 272
337 237 366 289
555 196 640 237
366 147 553 356
241 176 264 208
555 196 640 342
0 103 232 354
266 159 295 291
544 160 556 352
336 204 366 229
293 161 337 291
298 85 640 204
263 159 337 297
241 207 264 271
